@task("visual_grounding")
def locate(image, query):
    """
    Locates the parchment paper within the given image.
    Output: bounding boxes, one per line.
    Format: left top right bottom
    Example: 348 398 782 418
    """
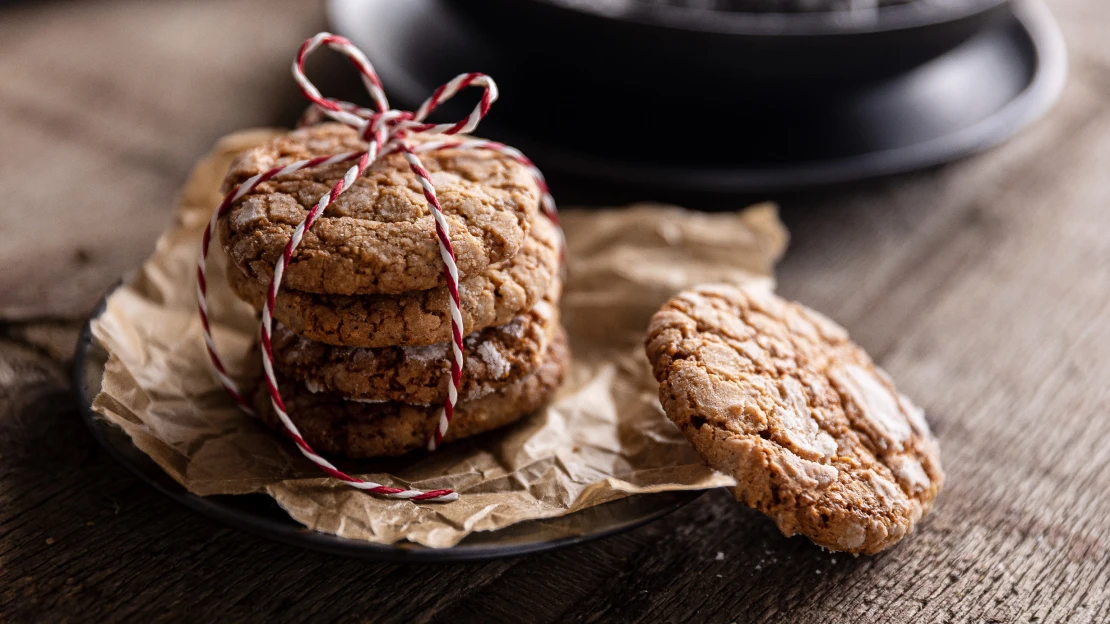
89 130 788 547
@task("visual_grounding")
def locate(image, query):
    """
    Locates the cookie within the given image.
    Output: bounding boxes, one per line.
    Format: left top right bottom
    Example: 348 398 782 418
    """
645 283 944 554
219 123 540 295
271 289 560 405
254 327 570 458
228 215 561 347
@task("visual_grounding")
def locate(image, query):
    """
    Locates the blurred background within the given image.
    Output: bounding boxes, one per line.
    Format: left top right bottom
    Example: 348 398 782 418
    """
0 0 1080 323
0 0 1079 325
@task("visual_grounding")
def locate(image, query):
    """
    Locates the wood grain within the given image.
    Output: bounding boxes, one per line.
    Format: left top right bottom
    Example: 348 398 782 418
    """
0 0 324 320
3 0 1110 622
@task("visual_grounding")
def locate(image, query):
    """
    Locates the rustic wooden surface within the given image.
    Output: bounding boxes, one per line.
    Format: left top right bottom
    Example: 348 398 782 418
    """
3 0 1110 622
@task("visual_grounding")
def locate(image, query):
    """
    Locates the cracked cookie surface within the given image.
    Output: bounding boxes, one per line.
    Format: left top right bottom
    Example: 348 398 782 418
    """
219 123 540 295
228 215 560 347
271 285 560 405
645 282 944 554
254 327 569 458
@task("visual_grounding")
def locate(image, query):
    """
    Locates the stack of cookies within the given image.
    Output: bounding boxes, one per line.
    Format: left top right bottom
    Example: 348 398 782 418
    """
217 124 568 458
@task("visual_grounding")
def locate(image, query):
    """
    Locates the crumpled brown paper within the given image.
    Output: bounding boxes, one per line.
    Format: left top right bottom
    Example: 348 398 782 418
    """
89 130 788 547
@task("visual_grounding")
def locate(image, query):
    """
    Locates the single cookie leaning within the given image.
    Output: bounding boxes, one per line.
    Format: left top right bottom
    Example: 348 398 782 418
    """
228 214 561 347
219 123 540 295
255 327 570 458
645 283 944 555
270 286 560 405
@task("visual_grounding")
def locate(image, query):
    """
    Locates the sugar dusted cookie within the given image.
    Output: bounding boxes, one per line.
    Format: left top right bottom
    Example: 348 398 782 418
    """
645 282 944 554
219 123 540 295
255 327 569 458
228 215 561 347
270 285 560 405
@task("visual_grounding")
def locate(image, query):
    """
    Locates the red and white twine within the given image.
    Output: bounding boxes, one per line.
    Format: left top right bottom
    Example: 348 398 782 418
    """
196 33 558 503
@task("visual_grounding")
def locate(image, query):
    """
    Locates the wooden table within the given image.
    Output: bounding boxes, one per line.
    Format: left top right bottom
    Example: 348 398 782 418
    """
3 1 1109 621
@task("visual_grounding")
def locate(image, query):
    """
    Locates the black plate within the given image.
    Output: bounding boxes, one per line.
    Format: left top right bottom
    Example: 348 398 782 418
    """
326 0 1064 193
74 292 704 562
452 0 1012 85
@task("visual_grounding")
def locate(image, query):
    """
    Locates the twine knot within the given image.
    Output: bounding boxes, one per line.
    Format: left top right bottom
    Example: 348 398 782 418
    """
294 33 499 154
